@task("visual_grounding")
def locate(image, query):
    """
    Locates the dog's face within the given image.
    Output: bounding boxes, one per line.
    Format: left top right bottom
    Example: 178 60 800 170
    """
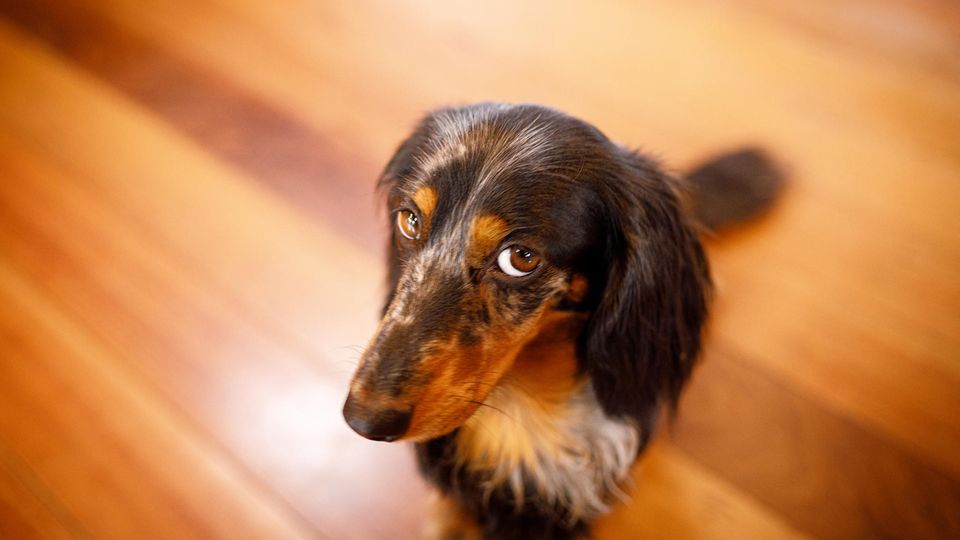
343 104 710 442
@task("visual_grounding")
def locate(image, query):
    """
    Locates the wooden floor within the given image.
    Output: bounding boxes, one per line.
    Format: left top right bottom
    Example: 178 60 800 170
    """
0 0 958 538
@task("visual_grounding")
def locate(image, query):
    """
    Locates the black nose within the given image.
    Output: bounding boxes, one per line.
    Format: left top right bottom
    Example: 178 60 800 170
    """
342 394 412 442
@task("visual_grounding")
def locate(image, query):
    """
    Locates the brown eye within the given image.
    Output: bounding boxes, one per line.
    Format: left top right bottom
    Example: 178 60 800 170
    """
396 209 421 240
497 245 541 277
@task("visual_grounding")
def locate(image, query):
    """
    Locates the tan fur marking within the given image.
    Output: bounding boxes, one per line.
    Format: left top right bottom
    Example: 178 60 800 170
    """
403 335 482 440
567 274 589 303
412 186 438 218
423 491 482 540
468 215 508 267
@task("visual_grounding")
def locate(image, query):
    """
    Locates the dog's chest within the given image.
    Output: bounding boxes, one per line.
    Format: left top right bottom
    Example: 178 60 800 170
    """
453 380 640 522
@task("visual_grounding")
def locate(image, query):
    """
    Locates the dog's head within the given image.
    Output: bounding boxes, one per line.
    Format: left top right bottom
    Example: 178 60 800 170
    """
343 104 710 442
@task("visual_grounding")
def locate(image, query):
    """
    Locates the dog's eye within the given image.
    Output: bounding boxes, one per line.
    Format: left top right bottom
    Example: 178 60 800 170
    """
396 209 421 240
497 245 540 277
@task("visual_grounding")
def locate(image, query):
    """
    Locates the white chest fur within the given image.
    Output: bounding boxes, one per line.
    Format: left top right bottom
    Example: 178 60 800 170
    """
455 378 640 523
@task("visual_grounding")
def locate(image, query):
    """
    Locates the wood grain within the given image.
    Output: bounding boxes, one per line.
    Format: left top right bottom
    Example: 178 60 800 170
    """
0 260 315 540
0 0 957 538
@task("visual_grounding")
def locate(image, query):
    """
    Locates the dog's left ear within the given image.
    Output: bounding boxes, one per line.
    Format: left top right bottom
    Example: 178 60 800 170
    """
379 133 420 314
579 150 711 426
377 115 442 315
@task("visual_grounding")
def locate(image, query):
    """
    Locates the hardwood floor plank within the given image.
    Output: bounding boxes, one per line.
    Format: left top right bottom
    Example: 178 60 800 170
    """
0 446 82 540
673 348 960 539
0 0 387 253
0 260 316 539
707 218 960 477
0 19 382 369
712 0 960 83
595 444 809 540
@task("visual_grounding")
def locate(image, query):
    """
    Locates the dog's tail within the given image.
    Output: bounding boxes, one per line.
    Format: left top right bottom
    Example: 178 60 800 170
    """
684 148 785 231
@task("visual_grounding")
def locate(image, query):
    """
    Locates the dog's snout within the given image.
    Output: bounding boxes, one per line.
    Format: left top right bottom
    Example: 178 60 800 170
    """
342 393 412 442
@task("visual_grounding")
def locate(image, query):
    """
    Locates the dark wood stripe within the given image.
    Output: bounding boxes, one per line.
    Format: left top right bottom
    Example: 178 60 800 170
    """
0 442 89 540
672 346 960 540
0 286 226 539
0 1 387 256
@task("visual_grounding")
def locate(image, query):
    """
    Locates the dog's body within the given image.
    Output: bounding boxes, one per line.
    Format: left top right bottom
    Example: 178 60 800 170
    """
343 103 781 539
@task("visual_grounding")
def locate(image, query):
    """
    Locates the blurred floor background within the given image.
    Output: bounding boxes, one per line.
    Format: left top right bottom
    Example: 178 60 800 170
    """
0 0 958 538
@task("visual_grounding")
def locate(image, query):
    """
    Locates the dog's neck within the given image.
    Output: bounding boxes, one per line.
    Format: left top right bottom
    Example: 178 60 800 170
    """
453 312 641 522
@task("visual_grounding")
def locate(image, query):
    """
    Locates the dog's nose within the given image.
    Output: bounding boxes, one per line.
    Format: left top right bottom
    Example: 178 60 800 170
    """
342 393 412 442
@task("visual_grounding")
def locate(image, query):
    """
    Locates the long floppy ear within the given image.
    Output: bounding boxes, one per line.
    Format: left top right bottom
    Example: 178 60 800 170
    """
580 150 711 426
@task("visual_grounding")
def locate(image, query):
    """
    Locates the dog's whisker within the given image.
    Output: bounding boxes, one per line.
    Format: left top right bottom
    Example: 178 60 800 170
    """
464 399 514 422
332 344 366 353
334 357 361 367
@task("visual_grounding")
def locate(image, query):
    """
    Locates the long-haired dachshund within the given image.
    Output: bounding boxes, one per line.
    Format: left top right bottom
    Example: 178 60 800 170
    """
343 103 782 539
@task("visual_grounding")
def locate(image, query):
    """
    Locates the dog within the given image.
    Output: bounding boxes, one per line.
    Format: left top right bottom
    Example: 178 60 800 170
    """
342 103 782 539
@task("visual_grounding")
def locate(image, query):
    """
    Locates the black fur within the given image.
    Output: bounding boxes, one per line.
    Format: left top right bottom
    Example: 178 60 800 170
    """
579 148 711 423
686 147 785 230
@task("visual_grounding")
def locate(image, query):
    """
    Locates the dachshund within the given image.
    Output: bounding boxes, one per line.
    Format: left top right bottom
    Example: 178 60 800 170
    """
342 103 782 539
